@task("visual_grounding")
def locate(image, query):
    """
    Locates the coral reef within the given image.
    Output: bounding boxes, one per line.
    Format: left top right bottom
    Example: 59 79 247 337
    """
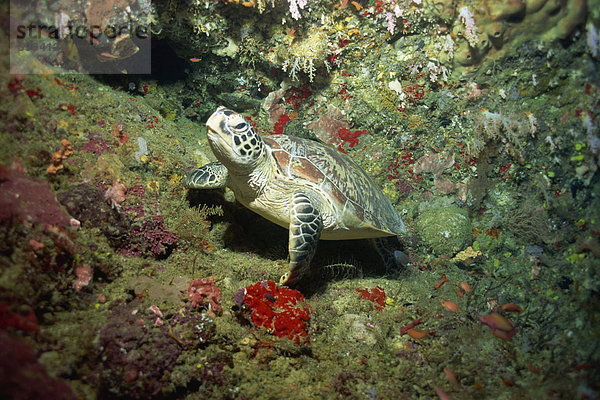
471 109 534 163
46 138 73 175
0 0 599 397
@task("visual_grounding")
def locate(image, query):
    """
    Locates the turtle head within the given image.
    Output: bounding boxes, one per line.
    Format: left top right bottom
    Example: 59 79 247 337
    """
206 106 265 172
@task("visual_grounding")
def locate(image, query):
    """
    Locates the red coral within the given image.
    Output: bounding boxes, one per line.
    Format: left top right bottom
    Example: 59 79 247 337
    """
271 113 291 135
188 278 223 317
285 84 312 110
337 128 371 153
242 281 311 344
7 77 44 101
356 286 386 311
0 302 39 332
57 103 76 115
112 123 129 144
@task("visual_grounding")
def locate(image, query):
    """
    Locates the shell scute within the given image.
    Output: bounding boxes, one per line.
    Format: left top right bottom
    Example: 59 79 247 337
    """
264 135 404 235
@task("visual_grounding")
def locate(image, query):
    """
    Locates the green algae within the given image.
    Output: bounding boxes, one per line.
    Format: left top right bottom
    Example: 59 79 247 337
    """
416 206 472 256
0 0 599 398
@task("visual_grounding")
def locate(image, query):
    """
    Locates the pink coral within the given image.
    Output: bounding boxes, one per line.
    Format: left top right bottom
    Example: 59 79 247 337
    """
288 0 307 20
104 181 127 210
81 131 114 155
458 6 478 47
138 216 179 257
73 264 92 291
188 278 223 317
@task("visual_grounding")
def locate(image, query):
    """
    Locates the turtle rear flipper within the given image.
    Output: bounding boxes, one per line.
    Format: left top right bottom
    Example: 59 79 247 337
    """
184 162 229 189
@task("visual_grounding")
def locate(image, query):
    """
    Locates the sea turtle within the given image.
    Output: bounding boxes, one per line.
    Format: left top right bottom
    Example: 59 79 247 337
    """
184 106 406 286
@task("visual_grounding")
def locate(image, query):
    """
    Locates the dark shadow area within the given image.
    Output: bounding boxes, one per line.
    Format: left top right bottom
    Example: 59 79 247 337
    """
186 188 400 295
88 37 187 90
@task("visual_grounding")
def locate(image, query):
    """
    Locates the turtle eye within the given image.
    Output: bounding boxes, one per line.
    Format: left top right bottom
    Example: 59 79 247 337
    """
234 122 247 130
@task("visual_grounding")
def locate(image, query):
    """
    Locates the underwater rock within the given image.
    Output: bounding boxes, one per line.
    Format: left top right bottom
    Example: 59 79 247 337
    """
340 314 380 347
0 331 77 400
416 206 471 256
451 0 588 75
0 165 73 229
305 105 350 148
98 301 181 399
58 184 130 250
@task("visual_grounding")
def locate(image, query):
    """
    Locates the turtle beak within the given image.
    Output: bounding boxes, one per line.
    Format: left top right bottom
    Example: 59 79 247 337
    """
206 106 232 151
206 107 225 137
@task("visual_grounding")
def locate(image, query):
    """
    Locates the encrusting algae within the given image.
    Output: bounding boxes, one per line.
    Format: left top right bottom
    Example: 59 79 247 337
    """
0 0 598 398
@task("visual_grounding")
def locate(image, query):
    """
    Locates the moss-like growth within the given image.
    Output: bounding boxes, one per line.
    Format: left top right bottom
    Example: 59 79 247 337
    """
416 206 471 256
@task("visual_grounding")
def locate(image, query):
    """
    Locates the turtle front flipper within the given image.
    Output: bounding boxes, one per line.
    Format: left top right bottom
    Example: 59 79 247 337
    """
184 162 229 189
280 192 323 287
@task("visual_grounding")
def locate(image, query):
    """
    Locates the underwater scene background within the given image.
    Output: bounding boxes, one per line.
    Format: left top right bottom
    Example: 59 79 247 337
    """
1 0 599 398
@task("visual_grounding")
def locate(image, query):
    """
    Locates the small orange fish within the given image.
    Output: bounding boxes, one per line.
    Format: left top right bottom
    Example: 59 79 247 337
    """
189 57 202 62
442 300 458 312
406 328 427 339
435 274 449 289
501 303 523 313
460 281 472 293
99 52 119 59
434 386 453 400
502 378 514 387
527 363 540 375
351 1 363 10
444 367 458 387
